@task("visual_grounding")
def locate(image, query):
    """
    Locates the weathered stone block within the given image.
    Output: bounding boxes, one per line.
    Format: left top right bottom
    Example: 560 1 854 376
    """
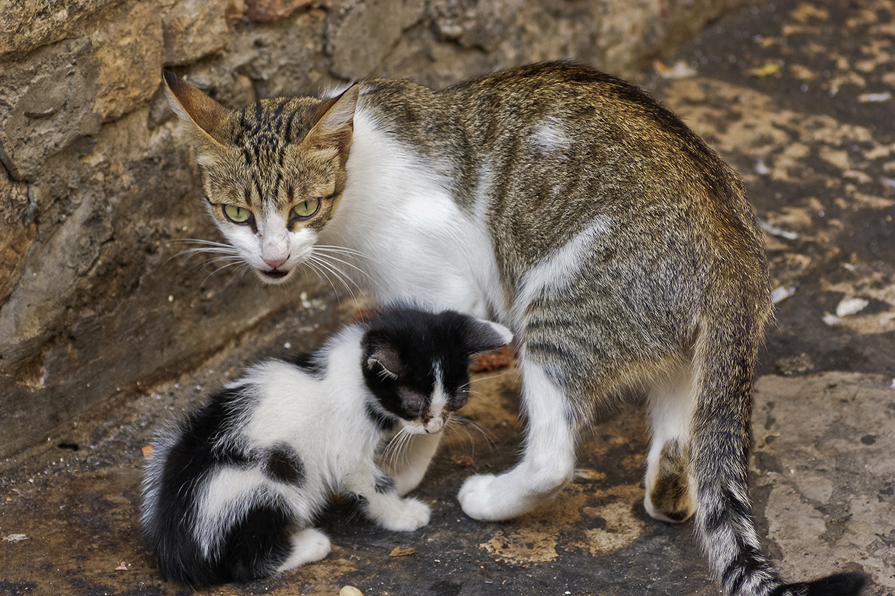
245 0 313 22
94 0 170 122
431 0 524 53
0 38 101 181
0 108 318 456
0 0 172 180
0 0 124 59
163 0 245 65
0 169 35 306
330 0 425 79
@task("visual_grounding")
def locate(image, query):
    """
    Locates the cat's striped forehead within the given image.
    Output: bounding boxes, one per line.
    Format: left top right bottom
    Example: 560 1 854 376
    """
207 97 338 209
222 99 317 172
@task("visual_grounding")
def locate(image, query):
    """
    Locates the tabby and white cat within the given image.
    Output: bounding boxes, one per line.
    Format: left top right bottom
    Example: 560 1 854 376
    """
141 306 512 585
162 62 865 595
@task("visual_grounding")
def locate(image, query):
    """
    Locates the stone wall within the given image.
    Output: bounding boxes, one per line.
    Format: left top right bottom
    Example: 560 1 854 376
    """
0 0 752 458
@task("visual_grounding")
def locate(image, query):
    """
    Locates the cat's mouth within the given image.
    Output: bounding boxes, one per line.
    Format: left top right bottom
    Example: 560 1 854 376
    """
260 268 291 283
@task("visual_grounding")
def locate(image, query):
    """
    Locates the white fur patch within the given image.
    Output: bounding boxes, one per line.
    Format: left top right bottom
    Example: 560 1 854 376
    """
512 215 612 328
532 117 572 152
458 356 576 520
195 466 270 557
318 109 501 320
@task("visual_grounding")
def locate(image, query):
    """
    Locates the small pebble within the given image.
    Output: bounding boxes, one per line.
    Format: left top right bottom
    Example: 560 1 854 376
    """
340 587 363 596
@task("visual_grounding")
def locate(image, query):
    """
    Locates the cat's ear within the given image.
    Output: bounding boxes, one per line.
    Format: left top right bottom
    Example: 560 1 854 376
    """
162 70 229 153
463 319 514 355
363 331 404 380
300 85 360 162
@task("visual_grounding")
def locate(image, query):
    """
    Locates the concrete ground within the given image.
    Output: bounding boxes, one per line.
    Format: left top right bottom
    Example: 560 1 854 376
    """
1 0 893 594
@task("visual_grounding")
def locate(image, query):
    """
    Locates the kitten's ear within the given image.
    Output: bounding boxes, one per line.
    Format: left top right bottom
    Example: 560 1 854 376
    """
463 319 514 355
363 331 404 380
301 85 360 161
162 70 229 152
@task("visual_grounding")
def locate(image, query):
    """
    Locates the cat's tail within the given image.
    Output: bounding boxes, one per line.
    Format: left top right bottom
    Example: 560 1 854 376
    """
690 297 865 596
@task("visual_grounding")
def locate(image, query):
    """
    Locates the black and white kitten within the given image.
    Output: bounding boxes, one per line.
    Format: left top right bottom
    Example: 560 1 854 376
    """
140 306 512 585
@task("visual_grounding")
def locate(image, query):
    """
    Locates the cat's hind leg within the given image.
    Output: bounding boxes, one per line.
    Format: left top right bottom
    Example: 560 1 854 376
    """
644 383 698 523
458 356 577 520
275 528 331 574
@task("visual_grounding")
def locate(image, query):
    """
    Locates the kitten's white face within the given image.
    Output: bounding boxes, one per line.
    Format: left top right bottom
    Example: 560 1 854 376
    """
395 374 452 436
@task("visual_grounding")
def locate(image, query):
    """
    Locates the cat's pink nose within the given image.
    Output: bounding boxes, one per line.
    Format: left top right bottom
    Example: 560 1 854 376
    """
263 257 287 269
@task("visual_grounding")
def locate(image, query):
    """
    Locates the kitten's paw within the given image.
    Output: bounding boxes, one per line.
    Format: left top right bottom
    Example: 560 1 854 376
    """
377 497 431 532
276 528 331 573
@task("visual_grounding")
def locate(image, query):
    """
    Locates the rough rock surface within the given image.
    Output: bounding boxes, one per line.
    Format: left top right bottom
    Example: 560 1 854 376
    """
0 0 751 460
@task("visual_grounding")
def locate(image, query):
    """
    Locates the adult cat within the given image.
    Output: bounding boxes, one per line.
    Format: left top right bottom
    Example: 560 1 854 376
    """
162 62 864 596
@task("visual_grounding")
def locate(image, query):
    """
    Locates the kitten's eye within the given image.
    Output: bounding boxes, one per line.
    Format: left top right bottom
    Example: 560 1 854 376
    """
291 198 321 220
223 204 253 224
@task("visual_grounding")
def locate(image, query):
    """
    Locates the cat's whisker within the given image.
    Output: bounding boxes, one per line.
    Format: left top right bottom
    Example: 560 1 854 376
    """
307 256 360 303
302 259 341 298
200 260 246 286
309 254 366 290
313 245 370 260
313 252 375 283
312 247 388 295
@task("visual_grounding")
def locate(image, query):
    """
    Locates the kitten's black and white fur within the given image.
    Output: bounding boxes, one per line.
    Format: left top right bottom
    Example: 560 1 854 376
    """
141 306 512 585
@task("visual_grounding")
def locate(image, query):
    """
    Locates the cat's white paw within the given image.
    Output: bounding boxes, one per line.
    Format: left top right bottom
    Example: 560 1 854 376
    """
458 473 502 520
377 497 431 532
459 473 545 521
276 528 331 573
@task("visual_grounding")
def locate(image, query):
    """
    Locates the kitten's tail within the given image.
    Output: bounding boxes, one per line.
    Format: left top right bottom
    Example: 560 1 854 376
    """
690 299 865 596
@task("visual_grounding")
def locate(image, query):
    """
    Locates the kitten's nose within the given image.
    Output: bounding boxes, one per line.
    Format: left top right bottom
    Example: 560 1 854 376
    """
426 417 444 434
263 257 287 269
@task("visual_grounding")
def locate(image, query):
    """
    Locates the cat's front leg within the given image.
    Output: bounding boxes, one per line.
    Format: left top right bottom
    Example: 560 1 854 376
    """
345 466 431 532
380 432 443 496
459 359 577 520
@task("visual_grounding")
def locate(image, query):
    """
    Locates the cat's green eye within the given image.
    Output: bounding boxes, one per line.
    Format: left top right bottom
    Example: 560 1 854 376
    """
291 198 321 220
223 204 253 224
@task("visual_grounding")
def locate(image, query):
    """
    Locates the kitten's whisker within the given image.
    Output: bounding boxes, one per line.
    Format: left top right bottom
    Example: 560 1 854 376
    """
448 416 499 452
469 368 518 385
384 427 415 471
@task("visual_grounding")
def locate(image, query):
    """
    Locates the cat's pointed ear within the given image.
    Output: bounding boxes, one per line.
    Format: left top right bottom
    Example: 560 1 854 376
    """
463 319 514 355
301 84 360 161
162 69 229 151
363 331 404 380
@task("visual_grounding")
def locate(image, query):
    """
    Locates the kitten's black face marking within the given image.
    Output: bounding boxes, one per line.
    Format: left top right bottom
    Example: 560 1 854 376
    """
360 307 510 426
263 443 305 486
365 402 398 432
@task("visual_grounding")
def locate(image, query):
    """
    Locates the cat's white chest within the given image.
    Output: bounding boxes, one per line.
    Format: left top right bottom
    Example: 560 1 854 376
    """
322 113 501 320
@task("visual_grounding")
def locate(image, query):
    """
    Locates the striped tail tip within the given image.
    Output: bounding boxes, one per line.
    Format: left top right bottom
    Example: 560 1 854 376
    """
772 572 866 596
